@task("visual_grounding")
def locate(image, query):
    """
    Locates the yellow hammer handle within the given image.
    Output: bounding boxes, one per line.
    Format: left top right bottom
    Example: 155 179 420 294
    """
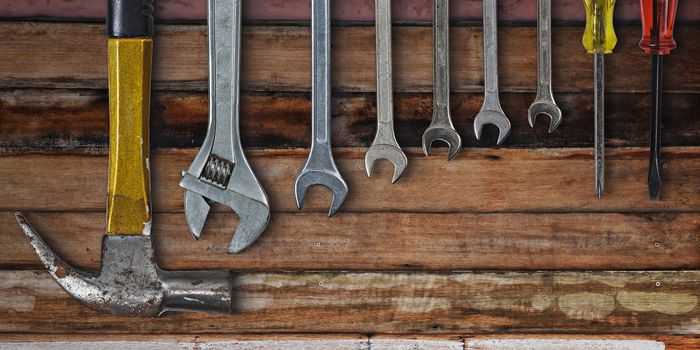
106 38 153 235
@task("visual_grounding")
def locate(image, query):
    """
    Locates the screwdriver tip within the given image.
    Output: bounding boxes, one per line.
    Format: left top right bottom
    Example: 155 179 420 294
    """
649 163 662 201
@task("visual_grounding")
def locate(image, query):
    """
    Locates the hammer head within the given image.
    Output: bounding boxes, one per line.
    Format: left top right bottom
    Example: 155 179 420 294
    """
16 213 232 317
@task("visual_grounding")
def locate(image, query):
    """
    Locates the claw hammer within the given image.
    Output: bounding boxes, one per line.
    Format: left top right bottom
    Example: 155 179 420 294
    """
15 0 233 317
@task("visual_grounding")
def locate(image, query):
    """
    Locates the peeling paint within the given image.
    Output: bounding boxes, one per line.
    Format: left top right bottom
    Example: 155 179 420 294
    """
531 294 552 311
0 292 35 312
467 339 665 350
393 297 451 313
558 293 615 320
617 291 698 315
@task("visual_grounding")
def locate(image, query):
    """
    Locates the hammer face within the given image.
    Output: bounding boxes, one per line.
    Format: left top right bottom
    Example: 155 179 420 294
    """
16 213 233 317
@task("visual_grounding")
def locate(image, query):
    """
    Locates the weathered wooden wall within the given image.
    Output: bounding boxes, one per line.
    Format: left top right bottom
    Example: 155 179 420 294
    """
0 0 698 348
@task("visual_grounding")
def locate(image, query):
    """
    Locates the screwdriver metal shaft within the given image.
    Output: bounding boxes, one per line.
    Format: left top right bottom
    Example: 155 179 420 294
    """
649 53 663 200
594 53 605 198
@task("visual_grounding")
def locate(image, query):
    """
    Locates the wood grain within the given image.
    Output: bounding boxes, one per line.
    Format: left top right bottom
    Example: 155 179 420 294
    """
3 148 700 213
0 270 697 333
2 0 700 22
1 23 698 93
2 89 699 150
1 335 697 350
3 211 697 271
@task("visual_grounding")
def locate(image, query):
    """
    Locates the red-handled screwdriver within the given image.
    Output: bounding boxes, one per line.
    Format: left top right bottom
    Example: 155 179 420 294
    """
639 0 679 200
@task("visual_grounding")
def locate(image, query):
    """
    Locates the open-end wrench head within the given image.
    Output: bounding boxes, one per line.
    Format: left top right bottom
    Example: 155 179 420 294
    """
528 101 562 133
15 213 233 317
365 144 408 183
421 126 462 160
474 110 512 145
295 169 349 217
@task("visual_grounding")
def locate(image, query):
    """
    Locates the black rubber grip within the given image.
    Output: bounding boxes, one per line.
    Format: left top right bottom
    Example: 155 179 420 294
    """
108 0 154 38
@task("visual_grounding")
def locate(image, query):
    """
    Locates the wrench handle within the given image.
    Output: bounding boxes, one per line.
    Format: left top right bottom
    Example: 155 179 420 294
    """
536 0 554 99
433 0 449 112
482 0 502 109
312 0 332 146
376 0 393 126
106 40 153 236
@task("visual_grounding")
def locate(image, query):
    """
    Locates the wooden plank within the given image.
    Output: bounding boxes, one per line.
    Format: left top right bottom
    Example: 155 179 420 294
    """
0 270 697 333
3 148 700 213
464 335 700 350
3 211 698 271
2 89 699 150
0 334 369 350
1 0 699 22
1 23 698 93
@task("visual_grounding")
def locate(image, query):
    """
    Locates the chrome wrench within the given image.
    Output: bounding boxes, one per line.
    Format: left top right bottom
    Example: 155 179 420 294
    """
528 0 562 132
474 0 512 144
180 0 270 254
365 0 407 183
422 0 462 160
295 0 349 216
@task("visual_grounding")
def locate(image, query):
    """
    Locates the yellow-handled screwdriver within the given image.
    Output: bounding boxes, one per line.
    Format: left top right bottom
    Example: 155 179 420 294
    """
583 0 617 198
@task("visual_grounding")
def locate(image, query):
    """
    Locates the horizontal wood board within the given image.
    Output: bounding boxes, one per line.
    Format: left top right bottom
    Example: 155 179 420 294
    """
2 89 700 150
0 270 698 333
1 23 698 93
3 148 700 213
3 211 698 271
0 334 698 350
1 0 699 22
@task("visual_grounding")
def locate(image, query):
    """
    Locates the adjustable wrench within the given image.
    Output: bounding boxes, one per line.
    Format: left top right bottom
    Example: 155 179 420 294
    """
365 0 407 183
474 0 512 144
422 0 462 160
295 0 349 216
180 0 270 254
528 0 562 132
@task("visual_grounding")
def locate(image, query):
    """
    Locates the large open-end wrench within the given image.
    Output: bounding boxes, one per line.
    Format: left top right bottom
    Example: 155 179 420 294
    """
365 0 407 183
528 0 562 133
422 0 462 161
180 0 270 254
474 0 512 144
295 0 349 216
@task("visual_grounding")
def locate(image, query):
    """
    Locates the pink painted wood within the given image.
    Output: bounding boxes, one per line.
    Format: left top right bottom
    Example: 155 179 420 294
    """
2 0 699 22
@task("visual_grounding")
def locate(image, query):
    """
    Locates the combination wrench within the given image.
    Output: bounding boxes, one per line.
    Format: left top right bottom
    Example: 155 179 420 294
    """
422 0 462 161
180 0 270 254
365 0 408 183
295 0 349 216
474 0 512 144
528 0 562 133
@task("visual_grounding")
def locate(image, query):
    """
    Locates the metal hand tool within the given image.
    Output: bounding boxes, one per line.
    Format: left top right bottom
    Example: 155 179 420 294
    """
474 0 512 145
583 0 617 198
422 0 462 160
181 0 270 253
15 0 232 317
639 0 679 200
295 0 349 216
528 0 562 133
365 0 407 183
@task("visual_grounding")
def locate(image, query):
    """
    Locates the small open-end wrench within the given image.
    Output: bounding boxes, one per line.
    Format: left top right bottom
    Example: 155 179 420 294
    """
474 0 512 145
528 0 562 133
365 0 407 183
180 0 270 254
295 0 349 216
422 0 462 161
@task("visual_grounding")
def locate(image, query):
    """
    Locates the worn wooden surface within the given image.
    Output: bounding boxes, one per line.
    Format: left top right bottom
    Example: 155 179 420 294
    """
2 90 700 149
0 4 698 345
1 270 698 333
1 23 699 93
1 0 700 22
1 335 698 350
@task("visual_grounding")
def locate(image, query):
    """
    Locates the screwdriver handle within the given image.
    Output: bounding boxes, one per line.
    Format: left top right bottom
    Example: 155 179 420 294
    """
583 0 617 54
640 0 679 55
